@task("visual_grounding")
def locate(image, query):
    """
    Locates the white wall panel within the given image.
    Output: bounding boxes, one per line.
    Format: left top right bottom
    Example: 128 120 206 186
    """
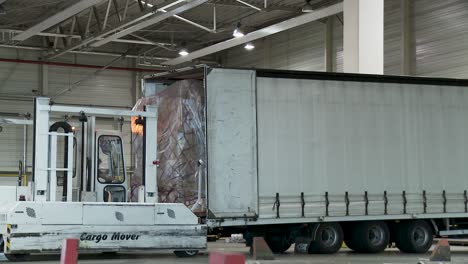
0 124 31 172
0 48 136 174
222 0 468 78
334 16 343 73
384 0 402 75
0 62 39 96
414 0 468 78
48 66 133 108
223 22 326 71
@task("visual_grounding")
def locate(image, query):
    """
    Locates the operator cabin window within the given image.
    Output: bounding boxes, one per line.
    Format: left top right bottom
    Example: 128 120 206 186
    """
97 135 125 184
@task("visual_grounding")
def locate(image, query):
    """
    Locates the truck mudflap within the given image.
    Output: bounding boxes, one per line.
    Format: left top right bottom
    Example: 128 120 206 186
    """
5 224 207 254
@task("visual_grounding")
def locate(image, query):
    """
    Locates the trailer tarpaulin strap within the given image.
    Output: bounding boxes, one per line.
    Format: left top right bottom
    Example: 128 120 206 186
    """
325 192 329 217
273 193 280 218
464 190 468 213
384 191 388 215
423 190 427 214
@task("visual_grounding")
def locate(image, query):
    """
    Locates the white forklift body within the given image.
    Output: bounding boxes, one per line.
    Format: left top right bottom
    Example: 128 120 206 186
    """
0 97 206 257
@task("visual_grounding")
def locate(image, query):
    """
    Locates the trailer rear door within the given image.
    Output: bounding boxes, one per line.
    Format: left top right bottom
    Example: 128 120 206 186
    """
206 69 258 218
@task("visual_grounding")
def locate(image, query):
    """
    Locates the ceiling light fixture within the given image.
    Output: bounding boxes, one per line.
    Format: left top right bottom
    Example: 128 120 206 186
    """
302 0 314 13
244 43 255 50
178 42 189 56
233 22 244 38
178 48 189 56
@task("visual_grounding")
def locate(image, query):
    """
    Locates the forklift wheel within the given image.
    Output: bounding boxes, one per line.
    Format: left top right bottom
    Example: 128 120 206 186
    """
4 254 28 262
174 250 199 257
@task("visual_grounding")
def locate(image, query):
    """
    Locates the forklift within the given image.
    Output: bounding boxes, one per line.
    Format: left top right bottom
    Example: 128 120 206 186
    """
0 97 206 261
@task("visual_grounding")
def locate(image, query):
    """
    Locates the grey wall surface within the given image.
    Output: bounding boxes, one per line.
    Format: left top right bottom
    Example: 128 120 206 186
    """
0 48 138 173
222 0 468 78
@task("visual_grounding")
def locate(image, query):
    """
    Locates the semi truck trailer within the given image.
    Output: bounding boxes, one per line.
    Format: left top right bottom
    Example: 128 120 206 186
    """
3 66 468 259
146 67 468 255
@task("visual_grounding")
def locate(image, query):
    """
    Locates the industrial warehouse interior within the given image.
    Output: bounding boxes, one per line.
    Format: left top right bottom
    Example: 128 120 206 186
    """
1 0 468 263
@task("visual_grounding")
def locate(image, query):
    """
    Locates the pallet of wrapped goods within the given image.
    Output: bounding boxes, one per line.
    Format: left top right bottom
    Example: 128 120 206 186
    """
131 79 206 213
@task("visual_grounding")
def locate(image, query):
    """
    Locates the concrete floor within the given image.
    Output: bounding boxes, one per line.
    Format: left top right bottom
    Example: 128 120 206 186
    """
2 241 468 263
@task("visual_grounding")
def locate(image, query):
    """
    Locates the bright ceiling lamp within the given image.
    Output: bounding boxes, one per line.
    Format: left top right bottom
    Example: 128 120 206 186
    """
244 43 255 50
179 42 189 56
302 0 314 12
233 22 244 38
178 48 189 56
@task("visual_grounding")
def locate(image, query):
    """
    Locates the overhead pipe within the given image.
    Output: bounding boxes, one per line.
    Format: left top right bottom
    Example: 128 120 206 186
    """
0 58 163 73
0 44 171 61
0 29 173 47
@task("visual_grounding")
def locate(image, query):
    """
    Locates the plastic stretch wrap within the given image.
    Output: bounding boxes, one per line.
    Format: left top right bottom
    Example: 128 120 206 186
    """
131 80 205 213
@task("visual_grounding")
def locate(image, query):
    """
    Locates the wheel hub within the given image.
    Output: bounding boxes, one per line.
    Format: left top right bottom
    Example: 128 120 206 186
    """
185 250 198 256
368 226 384 245
412 227 429 246
321 227 338 246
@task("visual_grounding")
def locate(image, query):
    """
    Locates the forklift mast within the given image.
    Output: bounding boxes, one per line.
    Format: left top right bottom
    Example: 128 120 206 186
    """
32 97 158 203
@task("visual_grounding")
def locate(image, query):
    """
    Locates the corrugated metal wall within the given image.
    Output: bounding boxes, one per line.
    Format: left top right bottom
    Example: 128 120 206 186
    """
47 65 133 107
414 0 468 78
223 22 326 71
223 0 468 79
0 47 136 175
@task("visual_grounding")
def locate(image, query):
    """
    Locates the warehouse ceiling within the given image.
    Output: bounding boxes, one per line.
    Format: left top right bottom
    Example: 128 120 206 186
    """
0 0 340 67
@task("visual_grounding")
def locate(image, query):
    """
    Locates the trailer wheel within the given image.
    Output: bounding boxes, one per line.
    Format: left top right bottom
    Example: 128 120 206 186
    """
395 220 433 253
174 250 199 258
350 221 390 253
265 233 292 253
309 223 343 254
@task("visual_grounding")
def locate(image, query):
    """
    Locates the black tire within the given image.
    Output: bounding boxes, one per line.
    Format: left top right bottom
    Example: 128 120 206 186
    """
395 220 433 253
265 233 292 254
0 235 3 253
309 223 344 254
349 221 390 253
4 254 28 262
174 250 199 258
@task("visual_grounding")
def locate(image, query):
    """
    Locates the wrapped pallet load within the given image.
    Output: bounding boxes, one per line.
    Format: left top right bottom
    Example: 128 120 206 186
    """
131 79 206 214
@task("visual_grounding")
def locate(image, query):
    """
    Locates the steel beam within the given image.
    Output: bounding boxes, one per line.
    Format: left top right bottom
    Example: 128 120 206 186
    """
236 0 261 11
91 0 208 47
0 29 173 46
46 1 194 59
13 0 106 42
163 2 343 66
0 44 172 60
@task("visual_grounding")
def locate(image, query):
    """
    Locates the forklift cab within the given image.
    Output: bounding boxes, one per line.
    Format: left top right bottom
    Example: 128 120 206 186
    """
95 131 127 202
49 125 128 203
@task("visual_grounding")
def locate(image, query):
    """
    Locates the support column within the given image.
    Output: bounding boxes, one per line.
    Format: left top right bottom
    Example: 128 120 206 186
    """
324 16 335 72
400 0 413 75
33 97 51 202
343 0 384 74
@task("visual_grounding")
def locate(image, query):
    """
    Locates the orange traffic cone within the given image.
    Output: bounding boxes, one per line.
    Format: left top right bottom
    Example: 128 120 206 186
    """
252 237 275 260
429 239 450 262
